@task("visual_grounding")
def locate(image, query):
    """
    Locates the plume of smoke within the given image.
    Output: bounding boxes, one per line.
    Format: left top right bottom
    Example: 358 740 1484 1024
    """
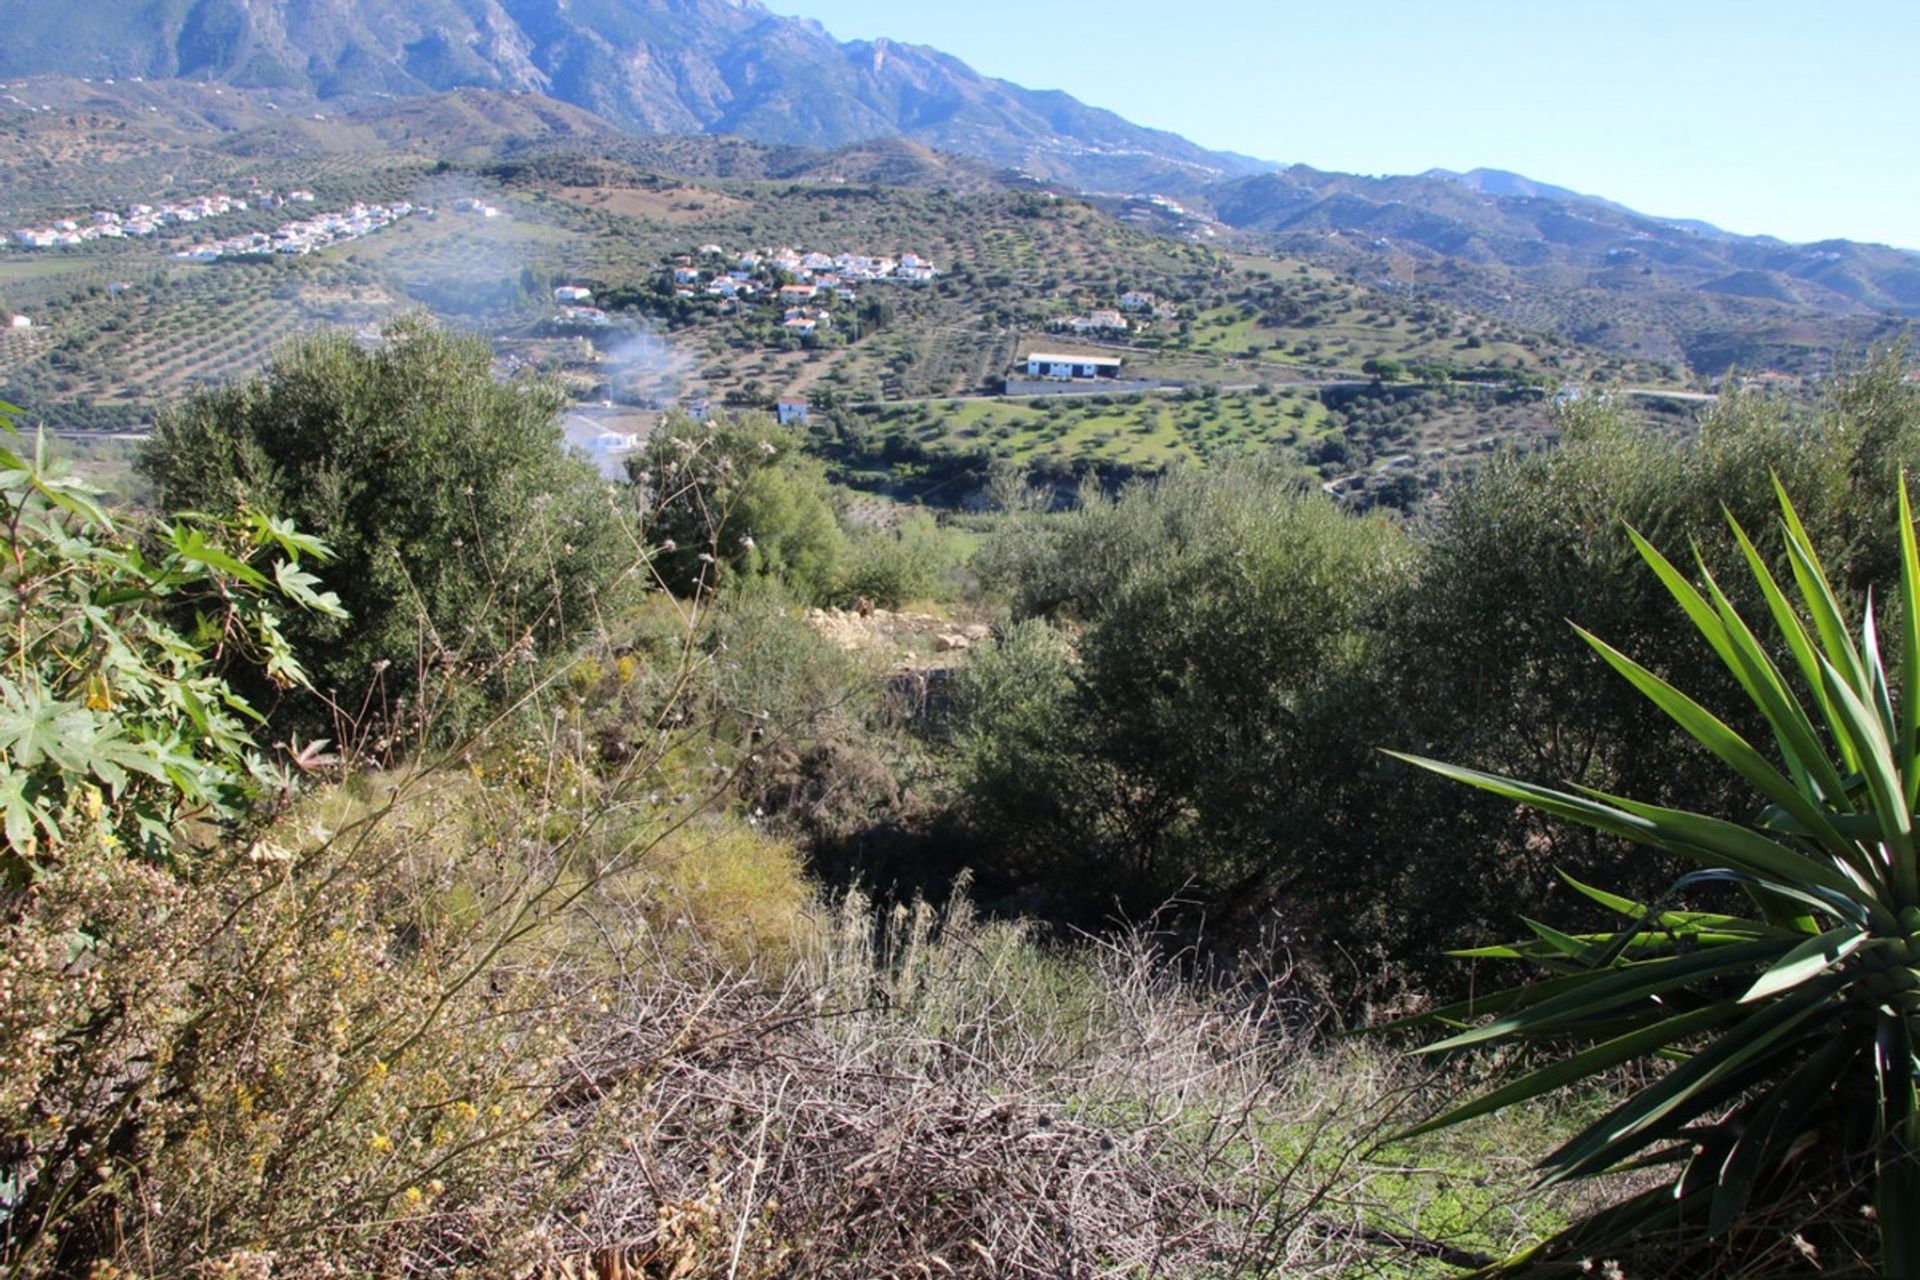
598 325 696 407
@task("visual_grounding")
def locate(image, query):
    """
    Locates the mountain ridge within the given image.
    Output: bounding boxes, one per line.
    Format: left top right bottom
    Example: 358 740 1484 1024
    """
0 0 1271 195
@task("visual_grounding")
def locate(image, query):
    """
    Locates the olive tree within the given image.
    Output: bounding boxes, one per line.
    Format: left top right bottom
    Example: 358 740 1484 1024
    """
139 318 630 730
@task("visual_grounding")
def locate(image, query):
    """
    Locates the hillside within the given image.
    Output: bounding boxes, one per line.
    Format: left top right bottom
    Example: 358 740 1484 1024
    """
4 0 1915 383
1199 165 1920 373
0 0 1269 195
3 94 1675 520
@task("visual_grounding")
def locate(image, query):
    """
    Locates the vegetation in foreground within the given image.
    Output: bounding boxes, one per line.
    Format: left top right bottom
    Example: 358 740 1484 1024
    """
1397 480 1920 1276
5 331 1920 1277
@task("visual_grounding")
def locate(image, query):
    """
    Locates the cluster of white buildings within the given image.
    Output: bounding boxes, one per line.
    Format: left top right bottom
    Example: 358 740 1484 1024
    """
451 198 505 219
1053 291 1178 334
6 190 308 249
668 243 941 303
170 201 417 262
549 287 611 327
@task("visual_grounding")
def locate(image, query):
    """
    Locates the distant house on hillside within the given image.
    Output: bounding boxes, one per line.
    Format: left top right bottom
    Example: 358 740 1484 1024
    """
1024 352 1122 381
554 285 594 302
1120 291 1156 312
776 398 811 426
7 314 31 330
1059 310 1127 335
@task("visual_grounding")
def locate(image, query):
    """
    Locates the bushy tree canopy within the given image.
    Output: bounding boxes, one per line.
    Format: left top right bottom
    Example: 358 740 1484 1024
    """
139 319 629 728
631 411 844 601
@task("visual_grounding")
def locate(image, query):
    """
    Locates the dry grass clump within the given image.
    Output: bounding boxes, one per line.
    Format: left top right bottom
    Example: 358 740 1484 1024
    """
525 888 1541 1280
2 779 598 1278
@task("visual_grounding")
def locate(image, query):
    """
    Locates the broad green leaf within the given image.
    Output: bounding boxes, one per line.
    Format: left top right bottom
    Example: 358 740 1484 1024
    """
169 527 268 588
1711 1033 1862 1235
1588 791 1866 905
1575 624 1862 882
1875 1014 1920 1280
1556 871 1783 937
1727 510 1851 777
1816 653 1915 872
1901 477 1920 803
1520 917 1598 960
1418 938 1790 1055
274 559 349 618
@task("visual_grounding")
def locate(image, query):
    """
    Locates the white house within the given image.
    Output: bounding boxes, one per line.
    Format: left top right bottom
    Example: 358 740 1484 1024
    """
1024 352 1123 381
7 314 32 329
1061 310 1127 335
776 398 811 426
1120 291 1156 312
554 285 594 303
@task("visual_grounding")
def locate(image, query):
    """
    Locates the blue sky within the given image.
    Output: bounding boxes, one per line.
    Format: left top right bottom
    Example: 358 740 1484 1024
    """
771 1 1919 248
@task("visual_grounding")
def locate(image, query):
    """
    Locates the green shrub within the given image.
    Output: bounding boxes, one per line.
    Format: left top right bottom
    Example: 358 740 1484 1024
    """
138 318 629 732
836 514 953 608
634 411 844 602
958 462 1410 912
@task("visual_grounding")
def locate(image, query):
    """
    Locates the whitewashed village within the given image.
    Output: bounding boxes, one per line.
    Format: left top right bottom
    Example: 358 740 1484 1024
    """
5 186 421 263
172 201 419 262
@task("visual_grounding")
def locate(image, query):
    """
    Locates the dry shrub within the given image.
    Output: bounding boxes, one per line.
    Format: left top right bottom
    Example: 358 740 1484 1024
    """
2 789 587 1276
527 889 1527 1280
6 769 1562 1279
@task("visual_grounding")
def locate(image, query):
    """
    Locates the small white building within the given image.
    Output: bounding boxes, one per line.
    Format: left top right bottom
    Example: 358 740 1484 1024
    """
554 285 594 302
1062 310 1127 335
1024 352 1123 381
776 398 811 426
8 314 33 330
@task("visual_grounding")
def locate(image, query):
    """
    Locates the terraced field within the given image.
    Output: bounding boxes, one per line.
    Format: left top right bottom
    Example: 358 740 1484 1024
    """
1 101 1690 487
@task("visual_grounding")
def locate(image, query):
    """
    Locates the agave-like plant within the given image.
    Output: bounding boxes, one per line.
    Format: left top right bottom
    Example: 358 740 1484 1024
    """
1389 478 1920 1276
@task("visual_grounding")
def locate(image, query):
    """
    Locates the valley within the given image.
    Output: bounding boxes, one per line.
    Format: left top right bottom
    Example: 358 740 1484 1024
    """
0 77 1760 512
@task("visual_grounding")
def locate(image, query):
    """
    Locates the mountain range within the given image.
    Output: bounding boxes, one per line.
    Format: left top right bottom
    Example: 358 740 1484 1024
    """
0 0 1268 194
1 0 1914 345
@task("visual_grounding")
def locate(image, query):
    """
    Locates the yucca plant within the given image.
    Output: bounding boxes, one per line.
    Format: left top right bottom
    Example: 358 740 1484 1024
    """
1389 477 1920 1276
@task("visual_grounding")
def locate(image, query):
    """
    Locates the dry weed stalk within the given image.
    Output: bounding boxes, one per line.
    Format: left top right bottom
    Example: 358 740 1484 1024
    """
514 890 1484 1280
